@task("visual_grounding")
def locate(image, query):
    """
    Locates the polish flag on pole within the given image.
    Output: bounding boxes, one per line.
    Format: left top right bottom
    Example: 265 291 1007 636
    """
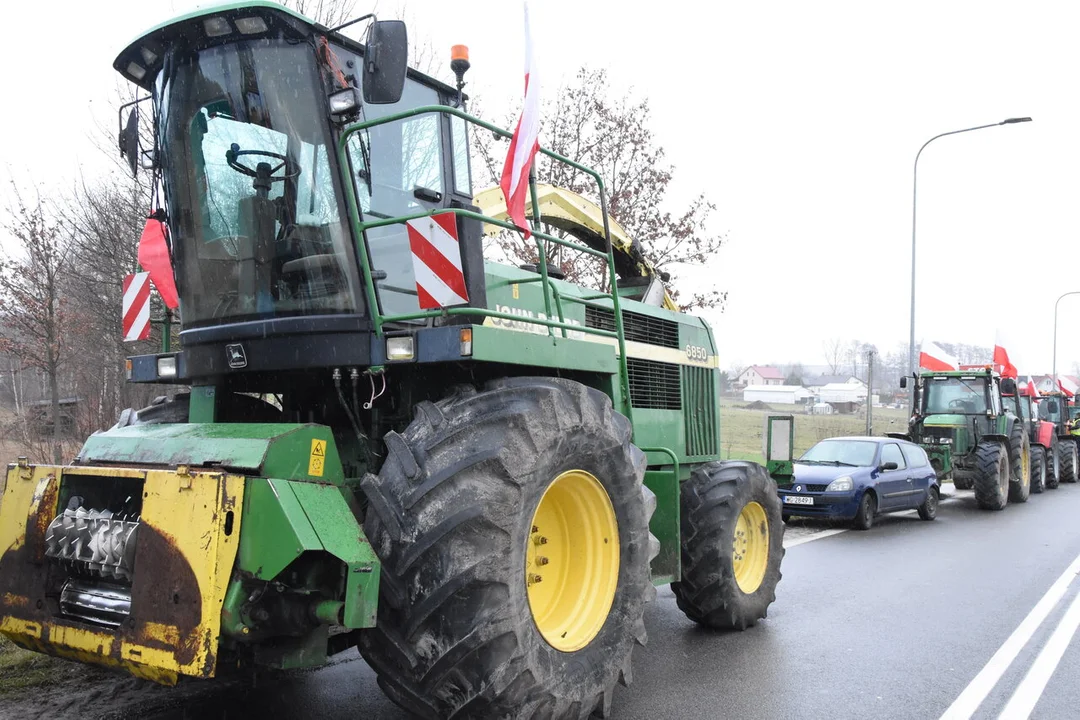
919 340 959 371
500 1 540 239
993 329 1019 379
1058 376 1077 398
1022 374 1041 398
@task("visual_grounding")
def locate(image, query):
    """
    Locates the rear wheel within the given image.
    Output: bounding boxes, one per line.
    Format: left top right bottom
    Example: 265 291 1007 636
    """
671 461 784 630
1060 438 1078 483
1030 445 1046 494
973 440 1009 511
359 378 657 719
1007 424 1031 503
853 491 876 531
917 486 939 520
1047 436 1061 489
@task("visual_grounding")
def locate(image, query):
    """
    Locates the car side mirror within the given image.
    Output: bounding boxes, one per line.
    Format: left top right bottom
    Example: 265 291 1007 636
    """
363 20 408 105
881 461 899 471
900 377 908 389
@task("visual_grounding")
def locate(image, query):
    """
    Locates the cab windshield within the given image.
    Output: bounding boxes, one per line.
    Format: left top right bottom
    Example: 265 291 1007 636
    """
1039 399 1065 423
160 39 361 327
1002 395 1018 416
923 377 989 415
798 440 878 467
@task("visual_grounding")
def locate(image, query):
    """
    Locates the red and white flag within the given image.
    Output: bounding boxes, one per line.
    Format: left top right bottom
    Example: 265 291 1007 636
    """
993 329 1019 379
1022 375 1041 398
122 272 151 342
919 340 959 372
500 1 540 239
406 215 469 309
138 216 179 310
1058 376 1077 398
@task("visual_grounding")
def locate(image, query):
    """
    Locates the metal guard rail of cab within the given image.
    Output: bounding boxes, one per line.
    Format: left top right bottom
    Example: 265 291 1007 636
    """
336 104 631 405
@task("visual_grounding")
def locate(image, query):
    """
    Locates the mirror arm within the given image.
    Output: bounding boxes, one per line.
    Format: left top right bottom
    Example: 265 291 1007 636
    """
328 13 376 36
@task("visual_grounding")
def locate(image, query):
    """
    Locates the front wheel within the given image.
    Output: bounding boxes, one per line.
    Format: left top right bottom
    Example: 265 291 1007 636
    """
853 491 876 530
359 378 657 719
1060 439 1078 483
1047 436 1061 489
973 440 1009 511
671 461 785 630
1007 424 1031 503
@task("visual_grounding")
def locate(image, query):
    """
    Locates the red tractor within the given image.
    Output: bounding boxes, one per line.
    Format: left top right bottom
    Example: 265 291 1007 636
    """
1003 390 1058 491
1036 390 1079 484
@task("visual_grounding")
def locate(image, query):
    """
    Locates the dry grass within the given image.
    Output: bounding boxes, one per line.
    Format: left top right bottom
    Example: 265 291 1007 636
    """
719 397 909 463
0 636 62 695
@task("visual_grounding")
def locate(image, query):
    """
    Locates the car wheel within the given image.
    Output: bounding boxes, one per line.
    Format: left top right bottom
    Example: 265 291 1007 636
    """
853 491 876 531
917 486 939 521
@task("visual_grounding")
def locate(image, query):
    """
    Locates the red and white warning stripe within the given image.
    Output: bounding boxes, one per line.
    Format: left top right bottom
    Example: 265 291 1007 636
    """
122 272 151 342
406 215 469 309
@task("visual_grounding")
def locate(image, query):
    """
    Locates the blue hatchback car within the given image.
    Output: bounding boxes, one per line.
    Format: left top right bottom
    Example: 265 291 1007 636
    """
777 436 940 530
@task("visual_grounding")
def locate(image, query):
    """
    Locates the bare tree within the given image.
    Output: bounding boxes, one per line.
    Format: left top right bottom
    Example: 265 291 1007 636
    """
473 67 727 311
0 191 74 463
822 337 844 374
283 0 360 27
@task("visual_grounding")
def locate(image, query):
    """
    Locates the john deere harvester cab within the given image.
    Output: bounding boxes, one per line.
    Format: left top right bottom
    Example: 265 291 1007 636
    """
1002 391 1055 493
0 3 791 716
899 367 1028 509
1037 391 1079 483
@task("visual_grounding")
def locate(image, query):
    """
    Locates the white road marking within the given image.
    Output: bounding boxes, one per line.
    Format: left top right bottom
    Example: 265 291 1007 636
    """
998 586 1080 719
782 496 959 549
939 550 1080 720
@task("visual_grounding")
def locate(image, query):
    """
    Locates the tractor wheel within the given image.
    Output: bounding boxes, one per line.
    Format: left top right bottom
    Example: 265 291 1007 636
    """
1060 439 1079 484
973 440 1010 511
1047 436 1061 489
1030 445 1046 494
358 378 657 719
953 475 974 491
671 461 785 630
1007 424 1031 504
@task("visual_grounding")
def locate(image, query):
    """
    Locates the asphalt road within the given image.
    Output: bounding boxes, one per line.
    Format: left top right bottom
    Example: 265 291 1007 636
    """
12 483 1080 720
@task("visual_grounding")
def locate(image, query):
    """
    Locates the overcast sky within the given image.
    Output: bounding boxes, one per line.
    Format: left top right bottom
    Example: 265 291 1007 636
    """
3 0 1077 375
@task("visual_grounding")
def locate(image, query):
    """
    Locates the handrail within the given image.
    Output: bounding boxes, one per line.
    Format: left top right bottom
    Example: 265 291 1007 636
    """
335 104 632 420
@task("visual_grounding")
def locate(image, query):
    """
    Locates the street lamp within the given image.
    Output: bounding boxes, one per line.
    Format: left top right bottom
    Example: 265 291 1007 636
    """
907 117 1032 396
1052 291 1080 386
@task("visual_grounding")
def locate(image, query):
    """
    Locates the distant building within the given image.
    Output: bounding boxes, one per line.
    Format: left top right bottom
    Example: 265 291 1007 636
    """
743 385 811 405
806 374 865 395
735 365 785 388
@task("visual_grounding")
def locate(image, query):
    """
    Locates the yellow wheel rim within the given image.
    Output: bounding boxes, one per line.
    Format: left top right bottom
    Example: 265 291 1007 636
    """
732 501 769 594
526 469 620 652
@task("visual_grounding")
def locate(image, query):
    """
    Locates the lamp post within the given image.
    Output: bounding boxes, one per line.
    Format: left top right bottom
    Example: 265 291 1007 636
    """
1052 291 1080 387
907 117 1032 398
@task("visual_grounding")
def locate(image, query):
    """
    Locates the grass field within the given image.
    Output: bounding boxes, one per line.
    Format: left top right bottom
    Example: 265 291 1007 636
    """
718 397 909 463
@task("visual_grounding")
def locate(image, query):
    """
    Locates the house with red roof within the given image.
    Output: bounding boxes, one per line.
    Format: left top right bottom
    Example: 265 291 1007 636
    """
735 365 785 388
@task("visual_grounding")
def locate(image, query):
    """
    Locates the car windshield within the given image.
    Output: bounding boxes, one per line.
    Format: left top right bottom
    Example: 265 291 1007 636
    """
923 377 988 414
160 39 361 327
798 440 877 467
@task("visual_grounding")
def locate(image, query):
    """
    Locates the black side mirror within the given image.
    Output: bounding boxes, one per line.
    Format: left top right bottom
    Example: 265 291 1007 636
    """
1048 400 1059 413
881 461 899 471
900 377 908 389
119 107 139 178
1001 378 1017 395
363 20 408 105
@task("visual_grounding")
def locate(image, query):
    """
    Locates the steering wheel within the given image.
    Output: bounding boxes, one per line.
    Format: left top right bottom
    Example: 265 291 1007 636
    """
225 143 300 183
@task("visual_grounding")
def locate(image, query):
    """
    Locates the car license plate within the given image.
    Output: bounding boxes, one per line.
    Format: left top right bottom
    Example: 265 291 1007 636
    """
784 495 814 506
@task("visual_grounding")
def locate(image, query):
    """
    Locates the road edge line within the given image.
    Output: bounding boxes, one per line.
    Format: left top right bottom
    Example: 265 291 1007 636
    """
938 550 1080 720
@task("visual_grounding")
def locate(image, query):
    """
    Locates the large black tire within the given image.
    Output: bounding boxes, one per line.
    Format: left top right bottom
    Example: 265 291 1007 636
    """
973 440 1009 511
1060 438 1079 484
1031 445 1046 494
670 461 784 630
1047 436 1061 489
358 378 657 719
953 474 974 491
1008 423 1031 503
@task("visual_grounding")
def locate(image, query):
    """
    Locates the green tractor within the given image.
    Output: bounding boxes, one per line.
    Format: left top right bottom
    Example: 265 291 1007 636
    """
1036 391 1079 483
898 368 1028 510
0 3 793 716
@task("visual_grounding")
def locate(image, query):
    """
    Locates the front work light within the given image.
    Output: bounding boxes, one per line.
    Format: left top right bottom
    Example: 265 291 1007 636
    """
203 17 232 37
386 337 415 361
328 87 360 117
156 356 178 378
234 16 269 34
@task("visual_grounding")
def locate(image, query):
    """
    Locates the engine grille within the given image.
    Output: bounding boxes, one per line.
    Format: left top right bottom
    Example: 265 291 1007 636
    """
627 359 681 410
585 307 680 348
682 365 718 456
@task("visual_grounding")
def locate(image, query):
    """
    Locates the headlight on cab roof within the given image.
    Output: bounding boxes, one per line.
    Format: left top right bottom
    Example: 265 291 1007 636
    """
826 476 853 492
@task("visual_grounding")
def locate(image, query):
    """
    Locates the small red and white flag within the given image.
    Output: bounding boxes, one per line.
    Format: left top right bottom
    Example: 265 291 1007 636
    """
1058 376 1077 398
1022 374 1041 398
919 340 959 372
406 215 469 309
993 329 1019 379
122 272 151 342
500 1 541 239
